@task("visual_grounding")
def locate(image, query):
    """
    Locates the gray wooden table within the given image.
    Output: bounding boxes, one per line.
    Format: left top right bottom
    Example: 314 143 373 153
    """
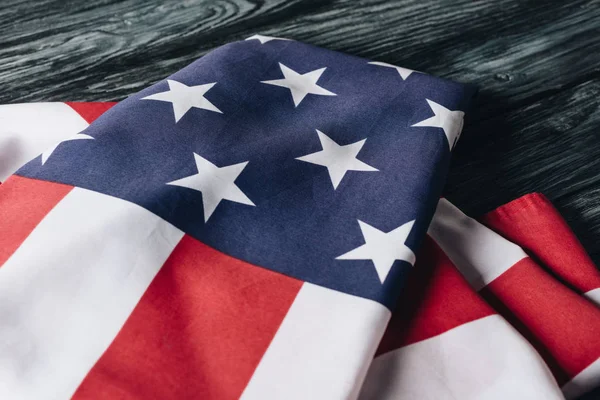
1 1 599 397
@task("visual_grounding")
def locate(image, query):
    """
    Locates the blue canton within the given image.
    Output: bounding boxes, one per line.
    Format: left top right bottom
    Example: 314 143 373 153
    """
17 38 476 309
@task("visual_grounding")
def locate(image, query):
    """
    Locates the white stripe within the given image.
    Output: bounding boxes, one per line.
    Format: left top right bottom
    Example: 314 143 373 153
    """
428 198 527 290
562 357 600 399
240 283 391 400
584 288 600 308
359 315 564 400
0 103 89 181
0 188 184 399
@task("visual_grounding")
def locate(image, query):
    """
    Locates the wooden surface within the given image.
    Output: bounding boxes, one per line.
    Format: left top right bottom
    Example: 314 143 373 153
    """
1 0 599 397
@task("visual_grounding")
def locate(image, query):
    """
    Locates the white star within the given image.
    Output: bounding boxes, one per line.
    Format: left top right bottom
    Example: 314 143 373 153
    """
261 63 336 107
368 61 415 80
412 99 465 150
41 133 94 165
246 34 290 44
337 219 416 284
167 153 255 222
296 130 378 189
142 79 222 122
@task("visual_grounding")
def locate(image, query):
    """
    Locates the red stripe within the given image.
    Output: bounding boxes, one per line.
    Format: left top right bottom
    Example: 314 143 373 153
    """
482 257 600 385
0 176 72 266
66 102 117 124
482 193 600 294
376 236 495 355
73 234 303 400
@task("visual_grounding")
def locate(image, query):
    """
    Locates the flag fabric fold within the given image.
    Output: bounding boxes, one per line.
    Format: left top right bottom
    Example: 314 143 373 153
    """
0 37 598 400
364 196 600 400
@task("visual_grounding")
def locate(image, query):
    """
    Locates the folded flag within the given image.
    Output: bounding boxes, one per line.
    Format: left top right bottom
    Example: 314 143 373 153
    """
0 37 598 400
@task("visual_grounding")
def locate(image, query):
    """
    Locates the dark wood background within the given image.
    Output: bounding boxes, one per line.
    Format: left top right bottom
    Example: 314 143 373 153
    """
1 1 599 396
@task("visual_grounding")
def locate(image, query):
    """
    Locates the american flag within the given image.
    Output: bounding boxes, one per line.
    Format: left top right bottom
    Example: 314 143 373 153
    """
0 35 599 399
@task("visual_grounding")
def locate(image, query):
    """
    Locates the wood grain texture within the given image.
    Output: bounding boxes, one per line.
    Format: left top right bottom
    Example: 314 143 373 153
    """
1 1 600 398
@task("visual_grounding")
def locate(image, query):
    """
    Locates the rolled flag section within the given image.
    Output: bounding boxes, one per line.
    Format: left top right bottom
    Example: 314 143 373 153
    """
427 198 600 399
360 236 564 400
482 193 600 307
